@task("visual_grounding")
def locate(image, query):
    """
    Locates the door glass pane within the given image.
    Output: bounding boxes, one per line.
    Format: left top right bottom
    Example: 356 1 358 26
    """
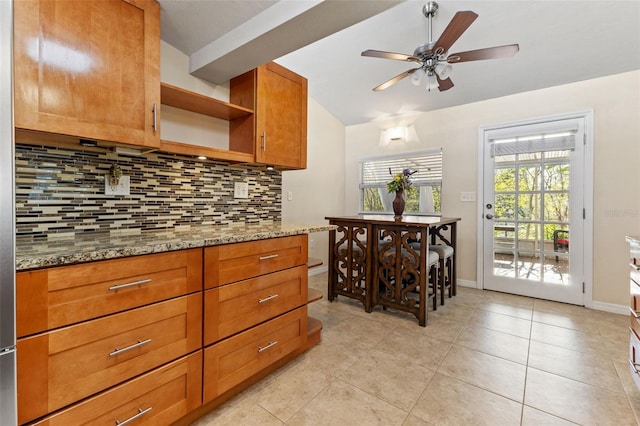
517 194 541 220
517 250 542 281
495 194 515 219
544 193 569 222
495 165 515 192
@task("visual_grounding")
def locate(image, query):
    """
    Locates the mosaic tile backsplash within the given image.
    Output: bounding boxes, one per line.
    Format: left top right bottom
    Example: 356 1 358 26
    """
15 143 282 238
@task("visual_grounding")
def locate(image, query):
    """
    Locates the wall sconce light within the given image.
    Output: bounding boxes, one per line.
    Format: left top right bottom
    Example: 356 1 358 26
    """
386 126 407 143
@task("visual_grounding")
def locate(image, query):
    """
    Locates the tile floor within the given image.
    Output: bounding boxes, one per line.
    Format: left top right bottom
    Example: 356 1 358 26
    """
192 273 640 425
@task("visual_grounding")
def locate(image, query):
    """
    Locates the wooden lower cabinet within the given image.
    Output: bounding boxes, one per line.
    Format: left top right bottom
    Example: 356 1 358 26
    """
204 265 308 344
30 351 202 426
18 293 202 424
203 306 307 403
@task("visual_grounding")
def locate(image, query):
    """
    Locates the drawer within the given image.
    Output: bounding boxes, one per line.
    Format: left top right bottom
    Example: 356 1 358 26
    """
204 235 307 288
17 293 202 424
630 328 640 391
17 249 202 337
205 265 308 345
203 306 307 403
31 351 202 426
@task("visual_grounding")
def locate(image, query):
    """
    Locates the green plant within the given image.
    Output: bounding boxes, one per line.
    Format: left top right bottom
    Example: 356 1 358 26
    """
387 168 416 194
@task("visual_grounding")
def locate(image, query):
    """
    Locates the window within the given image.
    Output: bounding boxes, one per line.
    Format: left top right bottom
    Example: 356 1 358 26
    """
360 149 442 215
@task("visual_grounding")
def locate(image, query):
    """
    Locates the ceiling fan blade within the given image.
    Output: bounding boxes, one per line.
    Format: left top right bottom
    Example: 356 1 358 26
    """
436 75 454 92
362 49 421 63
373 68 421 92
447 44 520 63
433 11 478 55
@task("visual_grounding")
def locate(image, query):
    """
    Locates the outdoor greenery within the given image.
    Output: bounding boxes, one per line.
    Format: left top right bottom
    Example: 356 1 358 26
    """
494 152 570 241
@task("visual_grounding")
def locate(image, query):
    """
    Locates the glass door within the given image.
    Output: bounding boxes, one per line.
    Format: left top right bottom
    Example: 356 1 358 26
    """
482 117 585 305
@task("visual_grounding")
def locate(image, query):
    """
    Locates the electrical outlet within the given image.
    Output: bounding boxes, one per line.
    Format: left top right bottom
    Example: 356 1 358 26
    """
287 191 293 201
460 191 476 202
234 182 249 199
310 239 315 248
105 175 130 195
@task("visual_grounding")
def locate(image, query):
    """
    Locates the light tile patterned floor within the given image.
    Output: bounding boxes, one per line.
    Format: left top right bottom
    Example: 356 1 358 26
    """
192 273 640 425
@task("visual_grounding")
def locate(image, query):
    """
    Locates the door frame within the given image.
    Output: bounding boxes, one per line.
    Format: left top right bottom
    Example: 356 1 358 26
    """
476 110 594 307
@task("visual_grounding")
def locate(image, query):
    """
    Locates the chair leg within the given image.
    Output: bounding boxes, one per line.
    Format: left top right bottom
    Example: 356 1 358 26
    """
431 263 438 311
439 257 446 305
447 256 453 298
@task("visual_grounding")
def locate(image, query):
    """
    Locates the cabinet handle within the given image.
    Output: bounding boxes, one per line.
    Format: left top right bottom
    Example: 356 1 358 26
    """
115 407 153 426
631 307 640 318
258 294 279 304
109 338 152 357
630 360 640 376
261 131 266 151
152 103 158 133
109 278 152 291
259 254 279 261
258 341 278 353
631 263 640 271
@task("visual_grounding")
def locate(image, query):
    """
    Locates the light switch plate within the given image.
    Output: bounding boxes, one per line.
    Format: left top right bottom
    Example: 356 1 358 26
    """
460 191 476 202
105 175 130 196
234 182 249 199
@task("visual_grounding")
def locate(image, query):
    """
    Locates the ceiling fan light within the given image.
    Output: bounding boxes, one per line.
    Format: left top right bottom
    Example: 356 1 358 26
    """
426 73 439 91
410 69 424 86
435 63 452 79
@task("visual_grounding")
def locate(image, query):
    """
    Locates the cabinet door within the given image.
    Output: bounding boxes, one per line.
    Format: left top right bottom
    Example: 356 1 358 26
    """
13 0 160 147
255 62 307 169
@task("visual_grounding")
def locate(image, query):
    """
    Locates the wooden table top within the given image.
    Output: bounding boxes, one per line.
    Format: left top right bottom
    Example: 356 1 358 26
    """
325 215 461 227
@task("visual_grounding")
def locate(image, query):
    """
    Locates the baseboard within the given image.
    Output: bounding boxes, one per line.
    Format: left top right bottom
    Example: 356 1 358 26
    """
457 279 478 289
591 300 628 316
308 265 328 277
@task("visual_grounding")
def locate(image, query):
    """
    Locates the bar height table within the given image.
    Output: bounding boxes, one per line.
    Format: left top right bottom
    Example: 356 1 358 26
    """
325 215 461 326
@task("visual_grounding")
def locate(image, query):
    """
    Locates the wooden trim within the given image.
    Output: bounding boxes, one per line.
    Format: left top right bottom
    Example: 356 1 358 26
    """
159 140 254 163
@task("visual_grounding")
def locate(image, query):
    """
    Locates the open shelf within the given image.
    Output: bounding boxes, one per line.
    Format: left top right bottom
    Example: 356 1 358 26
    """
160 83 253 121
308 288 323 304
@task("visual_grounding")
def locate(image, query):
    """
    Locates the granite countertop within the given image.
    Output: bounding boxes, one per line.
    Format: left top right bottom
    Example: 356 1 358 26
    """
16 222 335 271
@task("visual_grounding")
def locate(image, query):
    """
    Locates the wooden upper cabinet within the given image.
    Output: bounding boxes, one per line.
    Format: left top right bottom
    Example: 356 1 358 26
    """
13 0 161 148
230 62 308 170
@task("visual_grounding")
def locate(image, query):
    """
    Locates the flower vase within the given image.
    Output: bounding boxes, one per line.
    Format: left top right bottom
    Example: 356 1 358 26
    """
392 190 405 220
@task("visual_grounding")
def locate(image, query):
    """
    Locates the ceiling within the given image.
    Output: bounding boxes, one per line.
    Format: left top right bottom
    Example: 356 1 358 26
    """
159 0 640 126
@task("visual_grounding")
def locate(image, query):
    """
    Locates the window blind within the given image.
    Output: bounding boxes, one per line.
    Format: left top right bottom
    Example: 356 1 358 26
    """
360 150 443 187
490 132 576 157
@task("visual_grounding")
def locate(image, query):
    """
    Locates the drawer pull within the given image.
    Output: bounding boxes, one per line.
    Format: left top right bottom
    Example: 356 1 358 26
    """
258 341 278 353
631 263 640 271
109 338 152 357
109 278 152 291
258 294 279 304
259 254 279 261
631 307 640 318
115 407 152 426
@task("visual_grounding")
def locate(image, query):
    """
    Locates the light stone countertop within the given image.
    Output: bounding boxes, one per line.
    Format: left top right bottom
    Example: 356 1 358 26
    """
16 221 335 271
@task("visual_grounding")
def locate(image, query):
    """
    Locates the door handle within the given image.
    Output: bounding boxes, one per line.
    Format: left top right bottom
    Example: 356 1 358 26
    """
485 214 494 219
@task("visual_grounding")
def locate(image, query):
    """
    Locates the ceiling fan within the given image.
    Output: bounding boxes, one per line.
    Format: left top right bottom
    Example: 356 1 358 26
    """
362 1 519 92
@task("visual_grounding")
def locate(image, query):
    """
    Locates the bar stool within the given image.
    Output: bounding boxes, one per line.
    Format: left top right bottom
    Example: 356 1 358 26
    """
410 242 454 306
430 244 454 305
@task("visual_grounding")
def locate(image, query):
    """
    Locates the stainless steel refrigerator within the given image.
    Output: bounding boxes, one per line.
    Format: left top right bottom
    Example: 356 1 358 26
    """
0 0 17 424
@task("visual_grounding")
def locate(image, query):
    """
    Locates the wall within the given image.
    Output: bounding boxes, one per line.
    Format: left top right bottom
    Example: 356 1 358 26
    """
15 143 281 238
282 97 346 267
344 70 640 308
